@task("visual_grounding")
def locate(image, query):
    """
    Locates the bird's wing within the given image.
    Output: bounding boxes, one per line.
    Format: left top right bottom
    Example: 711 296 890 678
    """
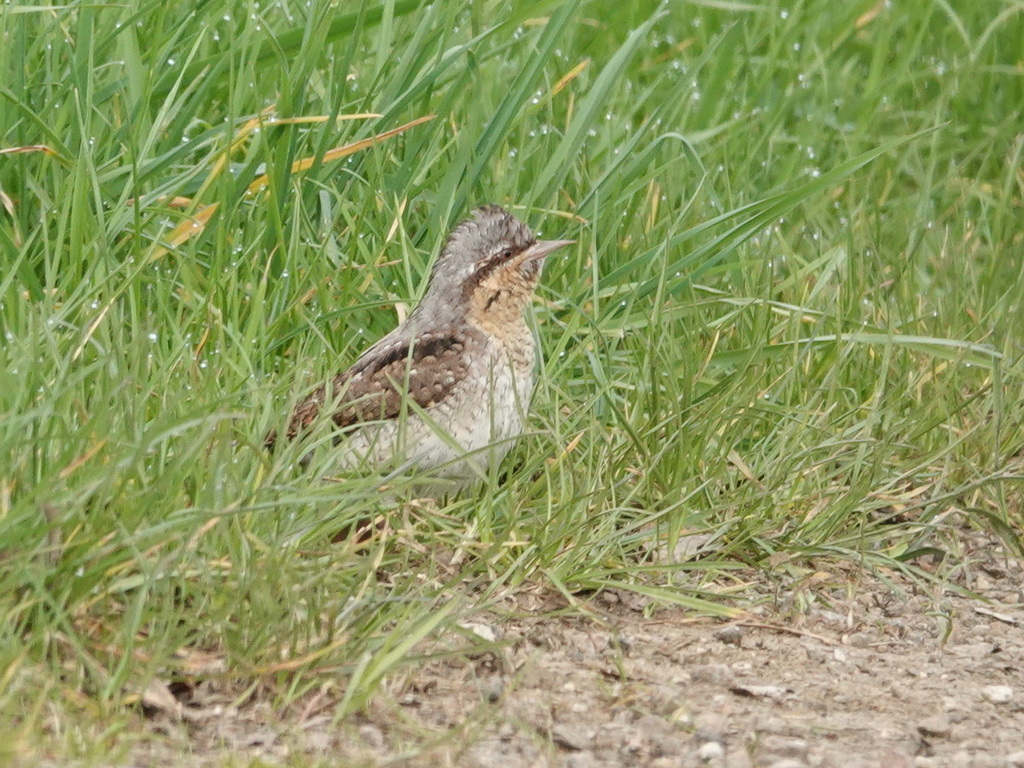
280 331 472 441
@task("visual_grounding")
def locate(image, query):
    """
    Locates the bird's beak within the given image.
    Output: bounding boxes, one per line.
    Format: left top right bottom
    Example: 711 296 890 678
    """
522 239 575 262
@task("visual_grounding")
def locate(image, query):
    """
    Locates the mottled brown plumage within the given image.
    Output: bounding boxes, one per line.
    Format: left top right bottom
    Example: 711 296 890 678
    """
268 205 573 486
285 331 474 435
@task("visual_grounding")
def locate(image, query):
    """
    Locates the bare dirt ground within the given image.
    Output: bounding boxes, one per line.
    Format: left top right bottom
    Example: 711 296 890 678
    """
136 529 1024 767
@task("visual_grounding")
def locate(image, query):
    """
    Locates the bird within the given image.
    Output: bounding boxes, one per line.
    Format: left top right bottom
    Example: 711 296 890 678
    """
266 205 573 492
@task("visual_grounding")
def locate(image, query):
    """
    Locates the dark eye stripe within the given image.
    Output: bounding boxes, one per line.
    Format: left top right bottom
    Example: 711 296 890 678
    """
460 243 530 301
461 256 503 300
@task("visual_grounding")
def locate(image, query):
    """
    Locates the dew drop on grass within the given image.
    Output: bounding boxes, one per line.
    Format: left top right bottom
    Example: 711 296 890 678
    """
780 9 789 18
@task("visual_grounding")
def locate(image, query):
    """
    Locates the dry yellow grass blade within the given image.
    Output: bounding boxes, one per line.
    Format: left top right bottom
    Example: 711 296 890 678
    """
0 144 59 157
244 114 436 195
856 0 886 29
207 109 383 182
149 202 221 261
150 115 435 261
0 187 14 219
552 58 589 95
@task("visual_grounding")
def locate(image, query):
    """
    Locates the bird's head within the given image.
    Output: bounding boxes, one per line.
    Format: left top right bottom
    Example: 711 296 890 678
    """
420 205 572 326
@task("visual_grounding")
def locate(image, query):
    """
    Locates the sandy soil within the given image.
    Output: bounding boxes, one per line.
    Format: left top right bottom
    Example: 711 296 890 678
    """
135 529 1024 767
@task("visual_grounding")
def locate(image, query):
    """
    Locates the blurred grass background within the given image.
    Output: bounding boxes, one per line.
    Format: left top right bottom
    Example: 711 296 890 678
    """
1 0 1022 760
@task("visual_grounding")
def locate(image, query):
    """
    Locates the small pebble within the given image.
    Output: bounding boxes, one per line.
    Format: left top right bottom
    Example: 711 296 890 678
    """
689 663 734 685
551 723 591 751
564 751 600 768
478 675 504 703
759 735 809 760
358 724 384 749
714 625 744 646
982 685 1013 704
917 714 951 738
694 712 729 743
698 741 725 761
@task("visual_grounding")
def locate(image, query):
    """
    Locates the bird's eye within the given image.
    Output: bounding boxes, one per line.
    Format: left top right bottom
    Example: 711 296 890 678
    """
500 248 513 260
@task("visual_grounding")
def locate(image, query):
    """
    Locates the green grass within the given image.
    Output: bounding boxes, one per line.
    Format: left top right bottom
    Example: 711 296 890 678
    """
2 0 1023 761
